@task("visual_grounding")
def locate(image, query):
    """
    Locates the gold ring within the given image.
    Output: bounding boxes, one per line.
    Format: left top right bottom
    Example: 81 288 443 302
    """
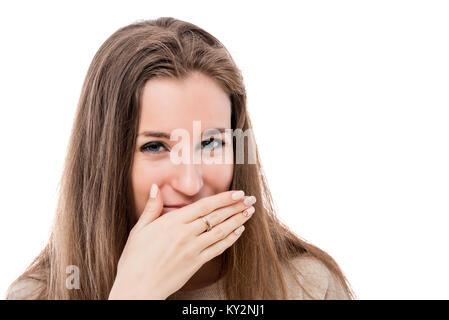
202 216 212 232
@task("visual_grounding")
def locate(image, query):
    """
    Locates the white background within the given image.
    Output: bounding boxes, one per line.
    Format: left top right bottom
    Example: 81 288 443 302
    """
1 0 448 299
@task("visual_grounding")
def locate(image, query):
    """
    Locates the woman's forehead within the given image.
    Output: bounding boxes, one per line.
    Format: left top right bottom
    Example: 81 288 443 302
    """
138 73 231 133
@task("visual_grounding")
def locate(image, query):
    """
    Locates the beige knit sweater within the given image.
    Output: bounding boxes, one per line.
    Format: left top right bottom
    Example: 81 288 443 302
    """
5 255 351 300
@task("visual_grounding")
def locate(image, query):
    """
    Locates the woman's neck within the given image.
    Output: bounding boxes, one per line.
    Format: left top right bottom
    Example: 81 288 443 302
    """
178 255 223 291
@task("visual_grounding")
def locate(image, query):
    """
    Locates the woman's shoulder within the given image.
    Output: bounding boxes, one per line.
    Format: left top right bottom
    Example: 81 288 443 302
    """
5 277 42 300
282 254 351 300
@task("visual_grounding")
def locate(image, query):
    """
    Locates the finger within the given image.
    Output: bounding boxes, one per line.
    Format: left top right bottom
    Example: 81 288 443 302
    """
197 222 247 265
193 205 254 252
188 195 256 235
132 183 163 233
178 190 246 223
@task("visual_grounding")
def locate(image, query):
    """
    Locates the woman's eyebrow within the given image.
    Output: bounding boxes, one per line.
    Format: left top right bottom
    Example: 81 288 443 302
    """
138 128 227 139
138 131 171 139
203 128 227 137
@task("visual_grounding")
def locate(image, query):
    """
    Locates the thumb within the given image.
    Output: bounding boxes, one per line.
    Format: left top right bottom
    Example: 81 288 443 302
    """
134 183 163 231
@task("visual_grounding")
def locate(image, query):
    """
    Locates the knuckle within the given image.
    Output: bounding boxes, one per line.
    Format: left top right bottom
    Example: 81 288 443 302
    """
221 203 244 219
231 201 245 211
207 212 218 225
181 247 194 261
199 249 211 263
219 207 232 218
213 226 225 238
240 212 249 222
200 201 212 214
219 241 229 255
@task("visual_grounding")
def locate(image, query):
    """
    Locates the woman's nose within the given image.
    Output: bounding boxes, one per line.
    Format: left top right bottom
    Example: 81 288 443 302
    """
171 162 203 196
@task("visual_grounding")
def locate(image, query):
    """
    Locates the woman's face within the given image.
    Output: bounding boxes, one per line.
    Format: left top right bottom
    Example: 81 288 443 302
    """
131 71 234 220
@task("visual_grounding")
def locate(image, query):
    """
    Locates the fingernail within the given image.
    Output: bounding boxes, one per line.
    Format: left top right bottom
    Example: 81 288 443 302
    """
243 206 255 217
231 190 245 200
234 225 245 235
243 196 256 206
150 183 158 199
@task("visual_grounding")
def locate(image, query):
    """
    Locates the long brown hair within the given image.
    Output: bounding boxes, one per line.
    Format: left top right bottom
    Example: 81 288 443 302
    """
7 17 355 299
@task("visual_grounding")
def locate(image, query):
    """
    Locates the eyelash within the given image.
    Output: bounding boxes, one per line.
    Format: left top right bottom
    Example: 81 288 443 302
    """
140 137 226 154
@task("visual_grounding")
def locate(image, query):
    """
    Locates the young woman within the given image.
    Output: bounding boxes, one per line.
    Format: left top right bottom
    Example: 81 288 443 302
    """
5 17 355 300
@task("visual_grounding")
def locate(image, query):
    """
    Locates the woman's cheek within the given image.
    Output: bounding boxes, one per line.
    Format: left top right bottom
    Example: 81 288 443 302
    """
203 163 234 190
131 158 169 217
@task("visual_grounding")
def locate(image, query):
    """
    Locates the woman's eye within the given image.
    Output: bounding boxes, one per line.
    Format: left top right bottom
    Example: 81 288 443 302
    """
140 141 168 154
202 137 225 150
141 138 225 155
